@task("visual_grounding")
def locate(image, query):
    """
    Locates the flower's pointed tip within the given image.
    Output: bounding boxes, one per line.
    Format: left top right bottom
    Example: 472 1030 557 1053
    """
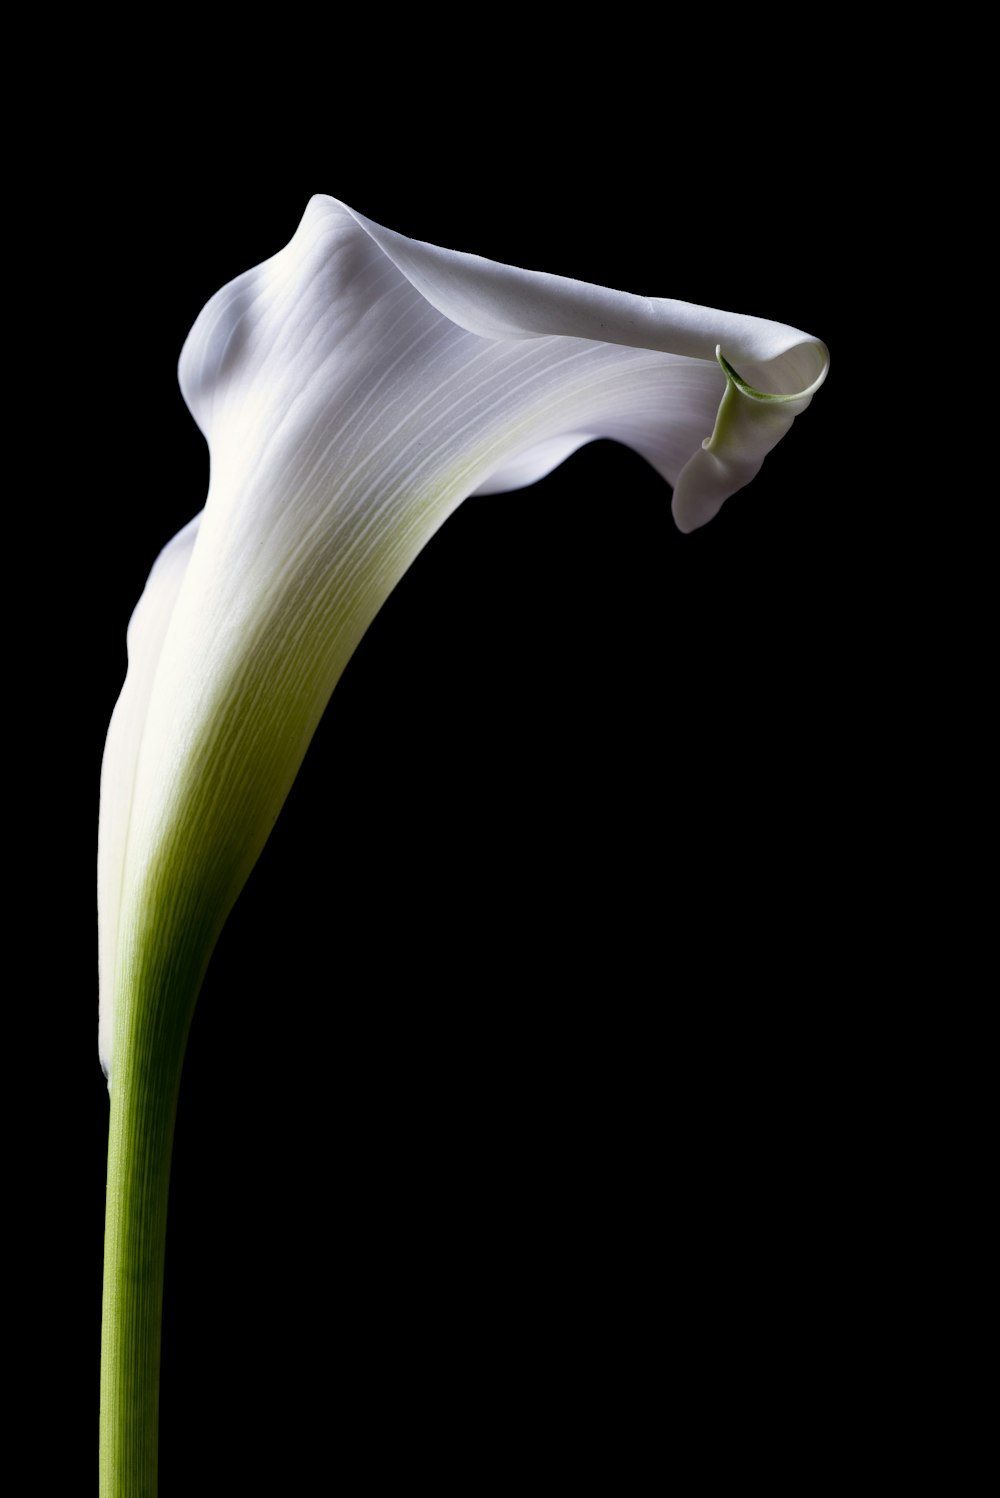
669 334 829 532
671 479 725 534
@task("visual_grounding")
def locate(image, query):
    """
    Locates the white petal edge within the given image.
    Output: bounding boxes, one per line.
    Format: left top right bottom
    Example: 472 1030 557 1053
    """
98 515 201 1079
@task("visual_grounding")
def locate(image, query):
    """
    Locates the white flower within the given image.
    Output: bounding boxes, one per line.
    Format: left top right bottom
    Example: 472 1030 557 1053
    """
98 194 828 1081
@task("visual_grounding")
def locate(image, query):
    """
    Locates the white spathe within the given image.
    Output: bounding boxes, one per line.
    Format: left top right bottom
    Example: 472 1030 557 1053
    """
98 195 829 1080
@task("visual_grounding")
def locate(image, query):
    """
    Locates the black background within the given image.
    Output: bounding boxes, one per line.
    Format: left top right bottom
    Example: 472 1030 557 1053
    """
39 76 862 1489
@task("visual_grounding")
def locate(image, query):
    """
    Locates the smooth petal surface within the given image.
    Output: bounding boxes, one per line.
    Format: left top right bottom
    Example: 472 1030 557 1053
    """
98 195 828 1079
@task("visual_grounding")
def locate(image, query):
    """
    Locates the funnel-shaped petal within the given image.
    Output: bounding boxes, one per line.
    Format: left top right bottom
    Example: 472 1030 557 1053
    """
98 195 828 1080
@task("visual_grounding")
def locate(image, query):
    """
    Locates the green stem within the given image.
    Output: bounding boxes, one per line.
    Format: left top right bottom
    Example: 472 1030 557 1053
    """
100 914 206 1496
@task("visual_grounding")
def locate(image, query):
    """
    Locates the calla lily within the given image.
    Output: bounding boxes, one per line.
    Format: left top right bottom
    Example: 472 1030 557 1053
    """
98 194 828 1491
